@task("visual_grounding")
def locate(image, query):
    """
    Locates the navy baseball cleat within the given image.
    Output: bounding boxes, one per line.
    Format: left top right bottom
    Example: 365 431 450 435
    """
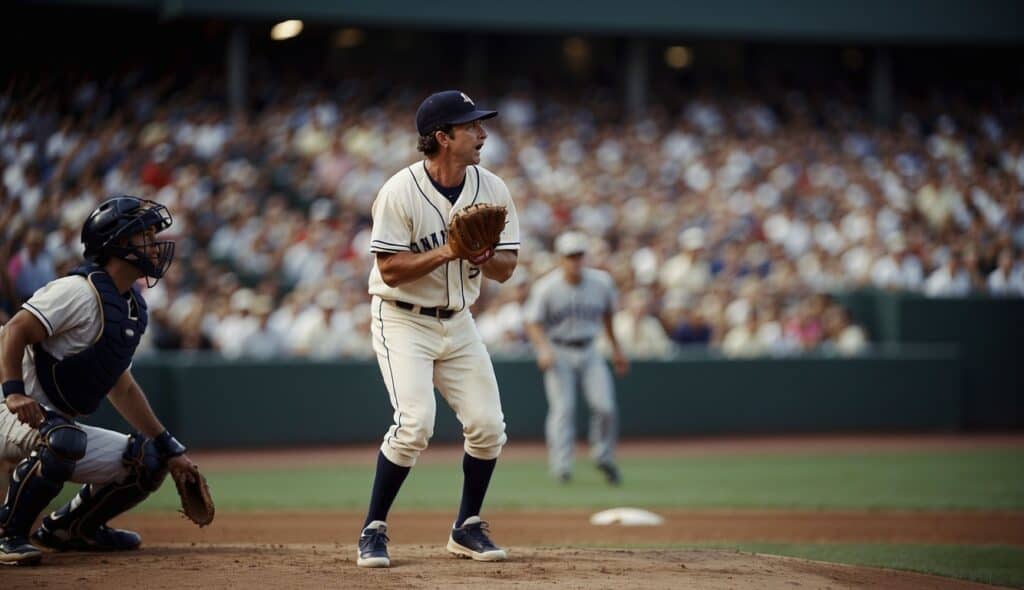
32 523 141 552
0 536 42 566
356 521 390 568
597 462 622 486
447 516 507 561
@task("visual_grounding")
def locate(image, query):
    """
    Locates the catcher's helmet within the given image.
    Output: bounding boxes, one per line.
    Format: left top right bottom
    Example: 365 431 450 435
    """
81 196 175 281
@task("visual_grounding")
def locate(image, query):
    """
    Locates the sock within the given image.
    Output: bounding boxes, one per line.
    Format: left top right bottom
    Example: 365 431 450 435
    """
455 453 497 528
363 452 411 529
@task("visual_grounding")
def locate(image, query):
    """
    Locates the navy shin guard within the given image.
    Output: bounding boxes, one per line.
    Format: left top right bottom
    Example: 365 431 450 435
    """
0 416 86 537
39 433 167 541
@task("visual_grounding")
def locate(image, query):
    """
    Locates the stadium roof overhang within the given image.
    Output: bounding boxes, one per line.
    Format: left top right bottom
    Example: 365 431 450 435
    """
29 0 1024 44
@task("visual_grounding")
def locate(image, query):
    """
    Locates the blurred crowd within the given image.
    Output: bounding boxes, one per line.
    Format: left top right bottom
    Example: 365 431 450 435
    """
2 72 1023 360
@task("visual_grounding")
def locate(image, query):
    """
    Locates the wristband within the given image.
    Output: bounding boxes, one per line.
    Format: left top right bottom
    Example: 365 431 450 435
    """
154 430 187 457
2 380 25 399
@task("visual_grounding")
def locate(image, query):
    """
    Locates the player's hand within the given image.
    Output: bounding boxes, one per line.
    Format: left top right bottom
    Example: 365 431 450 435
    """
439 243 459 262
612 350 629 377
5 393 45 428
537 347 555 371
468 247 495 266
167 453 199 483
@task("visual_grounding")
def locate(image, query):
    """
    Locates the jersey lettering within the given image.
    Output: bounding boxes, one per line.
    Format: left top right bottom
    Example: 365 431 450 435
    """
410 230 448 253
546 302 606 326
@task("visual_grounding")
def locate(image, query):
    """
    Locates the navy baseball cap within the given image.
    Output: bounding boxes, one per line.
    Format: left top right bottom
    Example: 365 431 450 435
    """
416 90 497 136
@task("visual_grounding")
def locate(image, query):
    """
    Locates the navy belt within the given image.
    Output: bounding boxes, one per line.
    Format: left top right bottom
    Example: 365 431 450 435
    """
552 338 591 348
393 300 455 319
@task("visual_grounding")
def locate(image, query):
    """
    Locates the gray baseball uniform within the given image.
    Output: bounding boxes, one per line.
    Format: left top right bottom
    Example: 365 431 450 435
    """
523 267 619 478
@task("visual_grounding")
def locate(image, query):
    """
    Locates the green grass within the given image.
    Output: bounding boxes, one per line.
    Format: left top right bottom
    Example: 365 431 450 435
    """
725 543 1024 588
99 447 1024 512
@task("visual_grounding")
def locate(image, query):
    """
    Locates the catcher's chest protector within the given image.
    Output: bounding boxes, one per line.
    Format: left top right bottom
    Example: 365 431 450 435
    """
33 263 148 416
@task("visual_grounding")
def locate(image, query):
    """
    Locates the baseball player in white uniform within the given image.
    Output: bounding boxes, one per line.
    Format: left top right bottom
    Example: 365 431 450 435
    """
0 196 198 565
356 90 519 568
524 231 628 485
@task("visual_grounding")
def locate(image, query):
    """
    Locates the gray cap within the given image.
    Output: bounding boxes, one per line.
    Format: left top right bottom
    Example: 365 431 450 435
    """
555 231 588 256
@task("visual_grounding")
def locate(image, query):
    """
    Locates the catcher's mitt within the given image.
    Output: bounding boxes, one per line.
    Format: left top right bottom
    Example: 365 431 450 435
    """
173 466 215 527
448 203 507 260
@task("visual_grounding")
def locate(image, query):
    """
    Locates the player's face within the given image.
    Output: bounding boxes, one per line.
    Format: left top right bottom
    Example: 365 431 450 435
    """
128 227 161 265
561 253 584 279
449 119 487 165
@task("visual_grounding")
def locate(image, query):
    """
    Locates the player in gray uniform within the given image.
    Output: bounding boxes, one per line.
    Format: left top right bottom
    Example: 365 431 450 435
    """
524 231 628 485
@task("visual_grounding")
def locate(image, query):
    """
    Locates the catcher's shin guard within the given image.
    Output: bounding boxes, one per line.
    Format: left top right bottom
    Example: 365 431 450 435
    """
0 415 86 538
35 433 166 547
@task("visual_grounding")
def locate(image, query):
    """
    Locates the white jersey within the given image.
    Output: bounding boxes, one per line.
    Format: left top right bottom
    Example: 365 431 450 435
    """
524 267 618 343
2 276 102 408
367 162 520 310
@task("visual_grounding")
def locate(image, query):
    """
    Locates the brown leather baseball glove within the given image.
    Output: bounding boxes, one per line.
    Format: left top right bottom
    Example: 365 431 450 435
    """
172 465 215 527
448 203 507 260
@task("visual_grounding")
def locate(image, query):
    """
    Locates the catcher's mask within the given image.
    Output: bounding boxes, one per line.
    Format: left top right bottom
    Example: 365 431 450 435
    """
81 196 175 287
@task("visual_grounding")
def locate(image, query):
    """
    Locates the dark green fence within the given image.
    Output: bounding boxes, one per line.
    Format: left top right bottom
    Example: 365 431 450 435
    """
80 348 960 448
77 292 1020 447
835 291 1023 429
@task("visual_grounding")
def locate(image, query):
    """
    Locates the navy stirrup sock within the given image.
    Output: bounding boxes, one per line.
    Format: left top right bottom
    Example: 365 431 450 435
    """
363 452 411 528
455 453 497 528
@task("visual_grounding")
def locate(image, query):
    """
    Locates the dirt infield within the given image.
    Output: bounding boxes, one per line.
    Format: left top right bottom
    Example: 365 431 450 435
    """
4 435 1021 588
1 543 1009 590
3 509 1020 589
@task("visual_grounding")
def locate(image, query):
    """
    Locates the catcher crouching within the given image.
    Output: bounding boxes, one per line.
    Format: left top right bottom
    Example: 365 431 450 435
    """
0 196 213 567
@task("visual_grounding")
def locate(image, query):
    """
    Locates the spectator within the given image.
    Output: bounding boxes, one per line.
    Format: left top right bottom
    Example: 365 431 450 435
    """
924 256 972 297
988 249 1024 296
600 288 673 358
822 306 868 356
214 289 260 358
288 289 351 359
721 310 763 358
3 64 1019 360
240 295 288 359
659 227 711 294
665 305 712 348
6 229 56 302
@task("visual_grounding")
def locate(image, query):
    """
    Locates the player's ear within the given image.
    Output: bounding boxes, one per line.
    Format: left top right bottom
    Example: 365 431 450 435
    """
434 128 450 147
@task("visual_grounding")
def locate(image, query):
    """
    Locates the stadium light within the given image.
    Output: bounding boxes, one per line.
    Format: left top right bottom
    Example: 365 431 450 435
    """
564 37 590 61
335 27 366 48
665 45 692 69
271 20 303 41
563 37 591 73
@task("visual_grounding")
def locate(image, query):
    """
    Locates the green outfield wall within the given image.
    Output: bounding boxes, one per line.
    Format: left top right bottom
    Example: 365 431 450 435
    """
77 292 1019 447
835 291 1023 430
80 349 961 448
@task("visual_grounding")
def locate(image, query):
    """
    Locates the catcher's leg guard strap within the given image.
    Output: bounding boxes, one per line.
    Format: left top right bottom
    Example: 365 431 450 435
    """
41 433 167 538
0 415 86 536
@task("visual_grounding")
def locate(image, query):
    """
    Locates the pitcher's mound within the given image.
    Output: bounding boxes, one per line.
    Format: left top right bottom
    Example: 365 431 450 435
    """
0 545 1000 589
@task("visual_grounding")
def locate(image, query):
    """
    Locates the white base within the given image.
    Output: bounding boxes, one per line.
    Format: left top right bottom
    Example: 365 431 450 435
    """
589 507 665 526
